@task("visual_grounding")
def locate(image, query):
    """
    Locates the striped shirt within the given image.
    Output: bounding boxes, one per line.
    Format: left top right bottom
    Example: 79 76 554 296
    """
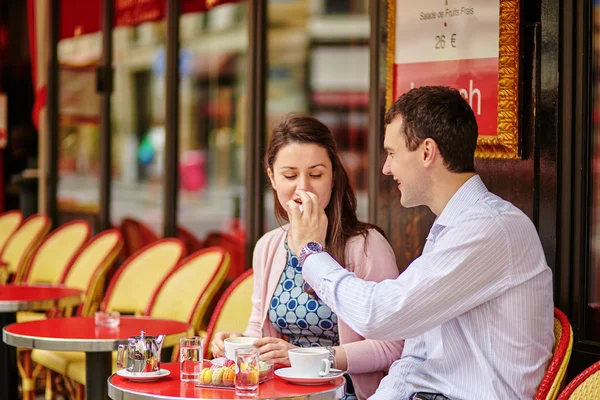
303 175 554 400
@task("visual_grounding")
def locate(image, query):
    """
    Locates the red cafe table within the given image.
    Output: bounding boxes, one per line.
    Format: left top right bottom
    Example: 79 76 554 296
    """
0 284 83 400
108 362 346 400
3 316 194 400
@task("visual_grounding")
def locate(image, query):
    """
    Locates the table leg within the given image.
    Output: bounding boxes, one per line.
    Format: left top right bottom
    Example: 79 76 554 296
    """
86 352 112 400
0 312 18 400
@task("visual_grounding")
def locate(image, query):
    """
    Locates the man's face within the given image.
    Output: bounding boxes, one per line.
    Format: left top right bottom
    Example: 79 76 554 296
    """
382 117 428 208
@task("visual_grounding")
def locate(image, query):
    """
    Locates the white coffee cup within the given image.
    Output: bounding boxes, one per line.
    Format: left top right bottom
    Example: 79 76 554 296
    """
288 348 331 377
224 336 256 360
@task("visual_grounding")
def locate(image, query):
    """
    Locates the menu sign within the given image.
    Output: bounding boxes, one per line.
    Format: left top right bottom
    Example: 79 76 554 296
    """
392 0 500 137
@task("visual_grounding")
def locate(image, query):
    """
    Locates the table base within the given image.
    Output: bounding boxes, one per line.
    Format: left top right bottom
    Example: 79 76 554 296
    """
87 352 112 400
0 312 18 400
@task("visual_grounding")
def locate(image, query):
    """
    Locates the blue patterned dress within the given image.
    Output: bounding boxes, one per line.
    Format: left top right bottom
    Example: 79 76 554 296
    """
268 242 357 399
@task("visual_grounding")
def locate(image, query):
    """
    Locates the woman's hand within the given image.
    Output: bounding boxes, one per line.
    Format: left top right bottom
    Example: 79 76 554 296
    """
253 337 297 366
210 332 243 358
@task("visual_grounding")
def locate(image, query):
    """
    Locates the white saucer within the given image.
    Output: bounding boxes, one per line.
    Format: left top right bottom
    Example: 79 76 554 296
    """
274 368 344 385
210 357 227 366
116 369 171 382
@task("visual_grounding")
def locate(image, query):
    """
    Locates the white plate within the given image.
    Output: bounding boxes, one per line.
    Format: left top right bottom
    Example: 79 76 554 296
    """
116 369 171 382
274 368 344 385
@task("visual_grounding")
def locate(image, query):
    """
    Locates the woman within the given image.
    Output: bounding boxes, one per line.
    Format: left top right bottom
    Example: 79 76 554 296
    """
211 115 403 399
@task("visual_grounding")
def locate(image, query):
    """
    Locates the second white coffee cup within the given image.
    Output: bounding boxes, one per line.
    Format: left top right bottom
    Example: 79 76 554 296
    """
224 337 256 360
288 348 331 377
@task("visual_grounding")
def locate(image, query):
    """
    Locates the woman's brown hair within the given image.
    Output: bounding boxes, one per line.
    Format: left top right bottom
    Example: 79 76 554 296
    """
265 114 384 269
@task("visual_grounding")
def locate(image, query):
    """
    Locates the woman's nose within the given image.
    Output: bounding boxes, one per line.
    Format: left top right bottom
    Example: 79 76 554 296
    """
297 175 311 191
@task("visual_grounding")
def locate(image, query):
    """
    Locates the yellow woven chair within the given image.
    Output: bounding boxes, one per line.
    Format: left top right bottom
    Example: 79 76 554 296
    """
1 213 50 283
15 220 91 399
147 246 230 333
59 246 231 386
31 238 187 397
20 229 123 399
557 360 600 399
535 308 574 400
20 220 92 286
0 210 23 253
203 269 254 359
61 229 124 317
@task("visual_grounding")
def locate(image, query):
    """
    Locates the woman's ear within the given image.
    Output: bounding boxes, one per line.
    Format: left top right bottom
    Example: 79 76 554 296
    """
267 168 276 189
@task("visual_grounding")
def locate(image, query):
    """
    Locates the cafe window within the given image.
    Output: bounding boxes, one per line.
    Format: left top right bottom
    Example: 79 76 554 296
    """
264 0 370 230
110 21 167 236
56 28 102 228
177 4 248 276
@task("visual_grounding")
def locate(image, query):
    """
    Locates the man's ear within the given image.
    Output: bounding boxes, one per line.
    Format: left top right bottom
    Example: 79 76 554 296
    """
422 138 438 167
267 168 276 189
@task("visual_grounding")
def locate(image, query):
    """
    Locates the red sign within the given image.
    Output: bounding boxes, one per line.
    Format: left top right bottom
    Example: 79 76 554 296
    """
390 0 501 137
0 94 6 149
59 0 243 39
393 58 498 136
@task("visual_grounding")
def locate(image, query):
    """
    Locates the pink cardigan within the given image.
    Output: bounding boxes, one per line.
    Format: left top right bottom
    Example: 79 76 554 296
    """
244 225 404 399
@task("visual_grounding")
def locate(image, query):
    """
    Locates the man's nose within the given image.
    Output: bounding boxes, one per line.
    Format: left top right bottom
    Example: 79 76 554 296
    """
382 157 392 175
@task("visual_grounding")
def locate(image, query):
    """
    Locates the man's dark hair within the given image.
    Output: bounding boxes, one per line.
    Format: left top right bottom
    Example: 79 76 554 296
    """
384 86 478 173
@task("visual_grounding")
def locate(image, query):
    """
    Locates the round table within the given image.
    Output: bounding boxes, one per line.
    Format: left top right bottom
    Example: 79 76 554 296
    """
0 284 82 400
3 316 194 400
108 362 345 400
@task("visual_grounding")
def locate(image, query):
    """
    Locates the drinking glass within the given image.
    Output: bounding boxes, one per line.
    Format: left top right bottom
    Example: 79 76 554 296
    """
180 337 203 382
235 347 260 396
94 311 120 327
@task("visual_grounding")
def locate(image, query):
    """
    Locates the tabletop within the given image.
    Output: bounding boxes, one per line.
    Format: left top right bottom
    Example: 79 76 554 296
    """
108 363 345 400
2 316 194 351
0 284 82 312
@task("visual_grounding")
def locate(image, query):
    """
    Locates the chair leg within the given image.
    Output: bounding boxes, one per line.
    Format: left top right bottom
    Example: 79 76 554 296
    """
76 382 84 400
18 349 35 400
45 369 53 400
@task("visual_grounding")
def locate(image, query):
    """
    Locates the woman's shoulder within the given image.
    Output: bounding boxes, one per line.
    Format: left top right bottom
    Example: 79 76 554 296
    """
346 227 391 250
345 228 398 278
254 225 288 252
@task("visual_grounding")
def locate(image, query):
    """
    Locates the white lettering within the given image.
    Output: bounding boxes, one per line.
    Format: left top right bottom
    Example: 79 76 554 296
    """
410 80 481 115
469 80 481 115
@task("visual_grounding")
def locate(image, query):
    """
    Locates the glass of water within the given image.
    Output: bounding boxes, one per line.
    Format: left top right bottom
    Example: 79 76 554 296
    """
180 337 203 382
235 347 260 396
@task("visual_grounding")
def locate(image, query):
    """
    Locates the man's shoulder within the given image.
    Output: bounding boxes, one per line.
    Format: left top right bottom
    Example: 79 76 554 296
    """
462 192 533 226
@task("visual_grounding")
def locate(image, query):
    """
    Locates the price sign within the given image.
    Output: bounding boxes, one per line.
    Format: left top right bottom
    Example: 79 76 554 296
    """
0 94 6 149
391 0 500 136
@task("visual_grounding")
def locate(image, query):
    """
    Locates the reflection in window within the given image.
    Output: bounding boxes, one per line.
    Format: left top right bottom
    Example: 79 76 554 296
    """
56 33 102 228
108 22 166 238
264 0 370 230
177 4 248 280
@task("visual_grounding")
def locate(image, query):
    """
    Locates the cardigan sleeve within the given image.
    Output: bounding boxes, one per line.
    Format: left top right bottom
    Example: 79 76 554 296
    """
341 229 405 374
243 235 267 338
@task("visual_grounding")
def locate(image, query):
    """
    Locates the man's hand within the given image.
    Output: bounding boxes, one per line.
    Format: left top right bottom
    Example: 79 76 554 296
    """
286 190 328 255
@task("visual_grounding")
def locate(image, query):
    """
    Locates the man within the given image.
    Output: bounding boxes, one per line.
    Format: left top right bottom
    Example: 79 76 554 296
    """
286 86 554 400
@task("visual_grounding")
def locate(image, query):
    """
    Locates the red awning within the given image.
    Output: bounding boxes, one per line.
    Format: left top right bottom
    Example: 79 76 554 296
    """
60 0 242 39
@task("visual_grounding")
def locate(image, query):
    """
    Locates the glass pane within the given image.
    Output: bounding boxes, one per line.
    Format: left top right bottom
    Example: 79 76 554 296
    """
589 3 600 340
177 4 248 278
57 31 102 230
110 21 166 240
264 0 370 231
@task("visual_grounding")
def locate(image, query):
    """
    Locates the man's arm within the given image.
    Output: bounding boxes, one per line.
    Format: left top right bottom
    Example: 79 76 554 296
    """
302 219 511 340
